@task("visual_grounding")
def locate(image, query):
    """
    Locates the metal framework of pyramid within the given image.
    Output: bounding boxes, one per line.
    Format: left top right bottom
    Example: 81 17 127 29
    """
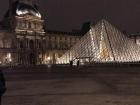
57 19 140 64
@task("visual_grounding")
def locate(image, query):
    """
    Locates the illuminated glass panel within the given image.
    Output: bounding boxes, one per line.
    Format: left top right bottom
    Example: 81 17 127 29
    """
57 19 140 64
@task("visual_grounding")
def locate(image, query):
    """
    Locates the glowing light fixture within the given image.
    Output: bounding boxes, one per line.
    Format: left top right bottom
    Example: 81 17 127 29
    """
6 53 12 62
47 57 51 61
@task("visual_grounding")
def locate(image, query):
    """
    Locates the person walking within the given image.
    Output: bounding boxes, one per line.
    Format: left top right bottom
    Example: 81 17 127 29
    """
77 60 80 67
0 70 6 105
70 60 73 67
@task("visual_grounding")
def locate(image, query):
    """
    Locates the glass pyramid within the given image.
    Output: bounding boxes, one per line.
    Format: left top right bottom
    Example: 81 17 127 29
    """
57 19 140 64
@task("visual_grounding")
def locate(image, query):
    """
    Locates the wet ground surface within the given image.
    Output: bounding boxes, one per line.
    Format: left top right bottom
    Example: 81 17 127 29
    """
2 66 140 105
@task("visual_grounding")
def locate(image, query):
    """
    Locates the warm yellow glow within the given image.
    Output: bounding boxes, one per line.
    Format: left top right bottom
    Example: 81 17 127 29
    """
7 53 11 59
6 53 12 62
47 57 51 60
9 58 12 62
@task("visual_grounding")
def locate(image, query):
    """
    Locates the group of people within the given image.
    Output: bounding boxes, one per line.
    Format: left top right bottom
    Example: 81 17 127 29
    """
70 60 80 67
0 70 6 105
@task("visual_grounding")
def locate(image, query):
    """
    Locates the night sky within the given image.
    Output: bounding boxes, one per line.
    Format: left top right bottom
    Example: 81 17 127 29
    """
0 0 140 33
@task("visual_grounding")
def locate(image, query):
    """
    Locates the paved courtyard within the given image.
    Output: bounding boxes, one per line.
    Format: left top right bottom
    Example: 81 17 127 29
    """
2 66 140 105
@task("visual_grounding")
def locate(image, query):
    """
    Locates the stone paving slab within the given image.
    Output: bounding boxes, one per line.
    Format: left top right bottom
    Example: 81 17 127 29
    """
2 67 140 105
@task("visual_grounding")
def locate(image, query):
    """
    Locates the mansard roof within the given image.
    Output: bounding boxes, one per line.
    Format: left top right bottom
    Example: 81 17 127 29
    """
4 0 41 18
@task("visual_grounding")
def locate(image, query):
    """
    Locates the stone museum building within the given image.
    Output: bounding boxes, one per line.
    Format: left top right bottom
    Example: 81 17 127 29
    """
0 0 81 65
0 0 140 66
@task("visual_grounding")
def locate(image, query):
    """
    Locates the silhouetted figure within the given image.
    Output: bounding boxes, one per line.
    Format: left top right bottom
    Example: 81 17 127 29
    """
70 60 73 67
77 60 80 67
0 70 6 105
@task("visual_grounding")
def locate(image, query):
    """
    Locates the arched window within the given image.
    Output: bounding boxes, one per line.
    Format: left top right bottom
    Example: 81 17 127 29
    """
20 40 24 48
29 53 36 64
0 40 3 48
39 41 42 49
29 40 34 49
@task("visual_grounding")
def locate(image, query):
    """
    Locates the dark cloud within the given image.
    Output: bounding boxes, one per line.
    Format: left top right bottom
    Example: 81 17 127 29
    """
0 0 140 33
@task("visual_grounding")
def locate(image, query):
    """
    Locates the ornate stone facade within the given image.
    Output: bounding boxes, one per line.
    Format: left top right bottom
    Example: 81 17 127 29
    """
0 0 81 65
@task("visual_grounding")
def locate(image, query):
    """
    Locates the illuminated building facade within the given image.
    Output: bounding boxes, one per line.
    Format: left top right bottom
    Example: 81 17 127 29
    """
0 0 81 65
0 0 140 66
57 20 140 64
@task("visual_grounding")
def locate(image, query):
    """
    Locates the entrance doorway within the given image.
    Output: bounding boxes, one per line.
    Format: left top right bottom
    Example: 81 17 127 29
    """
29 53 36 65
